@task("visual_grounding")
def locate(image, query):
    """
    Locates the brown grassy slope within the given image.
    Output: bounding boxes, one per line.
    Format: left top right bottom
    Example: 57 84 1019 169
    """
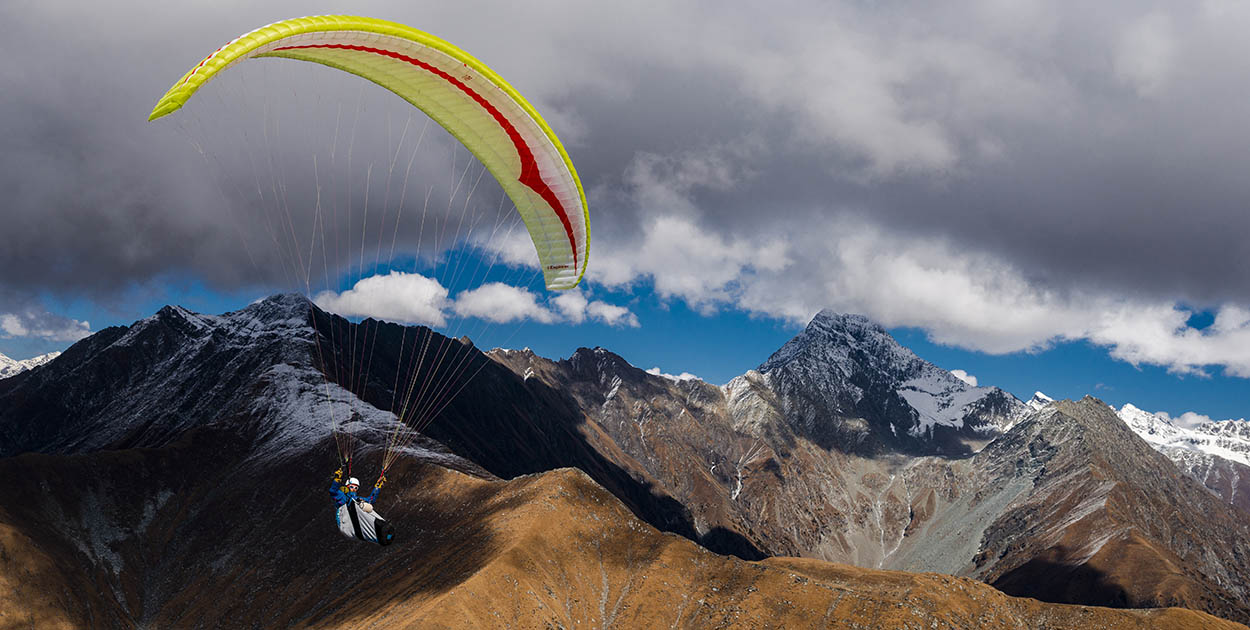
0 444 1241 630
310 467 1242 630
0 516 82 630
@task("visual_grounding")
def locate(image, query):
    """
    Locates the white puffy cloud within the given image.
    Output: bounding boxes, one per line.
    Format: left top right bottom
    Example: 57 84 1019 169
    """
646 367 701 382
475 126 1250 379
551 291 589 324
551 290 640 328
950 370 978 387
0 311 91 342
587 300 640 328
1154 410 1247 429
312 272 640 329
1 315 28 337
1086 304 1250 378
314 272 450 327
453 283 556 324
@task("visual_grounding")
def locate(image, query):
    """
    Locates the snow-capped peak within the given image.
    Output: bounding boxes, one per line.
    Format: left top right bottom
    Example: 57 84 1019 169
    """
759 310 922 376
754 310 1024 449
1027 391 1055 411
1117 403 1250 469
0 350 62 379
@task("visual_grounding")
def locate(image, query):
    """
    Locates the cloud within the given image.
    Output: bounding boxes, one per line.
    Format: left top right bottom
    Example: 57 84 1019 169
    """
451 284 641 327
552 290 640 328
314 272 450 327
551 291 589 324
587 300 640 328
586 210 1250 378
1114 12 1177 98
453 283 556 324
0 310 92 342
950 370 978 387
1155 410 1247 429
313 272 640 329
1087 304 1250 378
6 0 1250 385
646 367 701 382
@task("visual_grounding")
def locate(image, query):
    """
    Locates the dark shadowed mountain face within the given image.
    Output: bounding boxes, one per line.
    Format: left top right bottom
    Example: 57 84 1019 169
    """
2 297 1248 626
0 295 758 559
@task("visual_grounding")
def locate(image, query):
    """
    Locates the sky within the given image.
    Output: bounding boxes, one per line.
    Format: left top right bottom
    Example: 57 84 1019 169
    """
1 1 1247 422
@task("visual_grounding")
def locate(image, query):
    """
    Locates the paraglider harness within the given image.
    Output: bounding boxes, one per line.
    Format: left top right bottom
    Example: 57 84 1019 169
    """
332 459 395 546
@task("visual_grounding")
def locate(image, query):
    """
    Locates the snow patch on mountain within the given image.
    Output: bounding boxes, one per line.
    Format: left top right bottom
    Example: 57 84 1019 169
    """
899 369 1006 437
0 350 61 379
242 361 453 466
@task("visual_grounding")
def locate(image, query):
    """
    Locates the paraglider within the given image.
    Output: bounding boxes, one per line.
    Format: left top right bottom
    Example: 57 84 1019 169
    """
331 464 394 546
148 14 589 290
149 15 591 545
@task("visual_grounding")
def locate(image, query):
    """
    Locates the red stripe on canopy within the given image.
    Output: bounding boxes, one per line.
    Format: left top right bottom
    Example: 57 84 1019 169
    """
273 43 579 275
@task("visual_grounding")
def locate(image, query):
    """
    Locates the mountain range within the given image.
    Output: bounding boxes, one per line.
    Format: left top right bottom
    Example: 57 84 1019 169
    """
0 349 60 379
1 296 1247 628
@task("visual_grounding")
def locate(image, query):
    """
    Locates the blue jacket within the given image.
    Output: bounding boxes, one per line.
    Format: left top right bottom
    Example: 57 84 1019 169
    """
330 480 380 506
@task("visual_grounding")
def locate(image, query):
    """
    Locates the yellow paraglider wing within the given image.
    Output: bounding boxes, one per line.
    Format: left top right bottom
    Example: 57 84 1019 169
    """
149 15 588 290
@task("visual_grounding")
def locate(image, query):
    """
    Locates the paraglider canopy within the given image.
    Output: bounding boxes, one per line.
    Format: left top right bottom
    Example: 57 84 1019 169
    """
149 15 589 290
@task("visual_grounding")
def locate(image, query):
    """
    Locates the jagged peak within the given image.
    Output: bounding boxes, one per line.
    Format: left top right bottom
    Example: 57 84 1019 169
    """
489 347 536 358
1026 391 1055 411
570 346 619 360
1118 402 1154 417
812 309 879 330
759 309 917 374
1049 396 1138 433
568 346 624 367
1200 418 1250 437
566 347 652 385
111 294 316 351
239 293 314 319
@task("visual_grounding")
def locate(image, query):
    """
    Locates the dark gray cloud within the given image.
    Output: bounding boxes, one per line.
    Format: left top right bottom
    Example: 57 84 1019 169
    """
4 0 1250 372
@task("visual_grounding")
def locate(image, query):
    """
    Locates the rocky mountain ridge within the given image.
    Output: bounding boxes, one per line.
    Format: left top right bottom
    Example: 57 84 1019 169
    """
2 297 1248 626
495 313 1250 623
